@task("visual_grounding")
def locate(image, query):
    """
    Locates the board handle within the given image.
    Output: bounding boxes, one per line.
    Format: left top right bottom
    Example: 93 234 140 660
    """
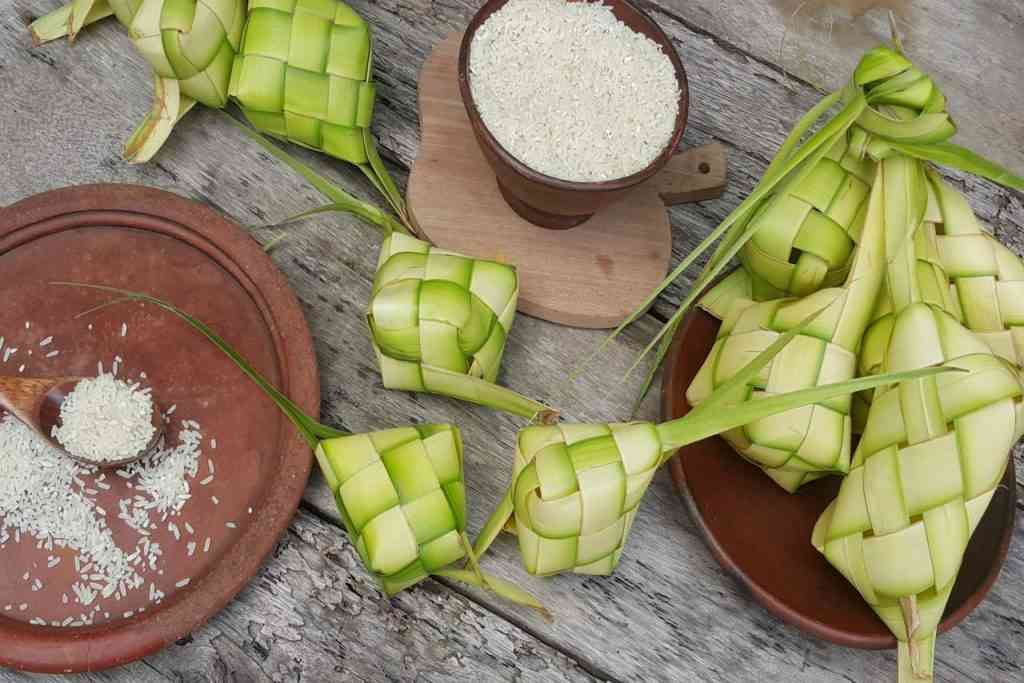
654 142 728 206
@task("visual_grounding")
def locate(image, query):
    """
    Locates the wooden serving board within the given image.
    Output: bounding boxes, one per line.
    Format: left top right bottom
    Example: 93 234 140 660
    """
408 34 727 329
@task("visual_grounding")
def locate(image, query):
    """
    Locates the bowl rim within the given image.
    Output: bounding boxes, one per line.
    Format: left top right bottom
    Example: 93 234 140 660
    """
457 0 691 192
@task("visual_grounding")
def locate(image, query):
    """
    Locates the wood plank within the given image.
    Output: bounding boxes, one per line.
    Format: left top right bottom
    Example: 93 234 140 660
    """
1 1 1023 681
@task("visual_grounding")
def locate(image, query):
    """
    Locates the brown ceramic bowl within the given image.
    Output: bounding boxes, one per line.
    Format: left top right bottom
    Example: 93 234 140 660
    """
661 308 1017 649
457 0 690 229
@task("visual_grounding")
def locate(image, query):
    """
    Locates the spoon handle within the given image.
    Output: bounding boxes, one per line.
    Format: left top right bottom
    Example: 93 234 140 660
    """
0 376 76 431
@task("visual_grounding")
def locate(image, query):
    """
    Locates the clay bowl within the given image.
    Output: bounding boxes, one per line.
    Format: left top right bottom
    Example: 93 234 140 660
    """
457 0 689 230
661 308 1017 649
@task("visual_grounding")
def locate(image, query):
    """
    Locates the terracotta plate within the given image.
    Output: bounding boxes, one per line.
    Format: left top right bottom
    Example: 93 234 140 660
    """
0 185 319 672
661 308 1017 649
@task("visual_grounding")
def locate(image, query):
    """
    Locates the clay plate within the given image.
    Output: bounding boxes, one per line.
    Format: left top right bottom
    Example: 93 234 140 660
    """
661 308 1017 649
0 185 319 672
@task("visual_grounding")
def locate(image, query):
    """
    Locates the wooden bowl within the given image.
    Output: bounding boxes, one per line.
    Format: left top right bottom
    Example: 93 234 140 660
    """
457 0 690 230
660 308 1018 649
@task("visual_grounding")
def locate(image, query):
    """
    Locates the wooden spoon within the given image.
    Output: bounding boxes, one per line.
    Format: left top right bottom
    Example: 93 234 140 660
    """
0 375 164 468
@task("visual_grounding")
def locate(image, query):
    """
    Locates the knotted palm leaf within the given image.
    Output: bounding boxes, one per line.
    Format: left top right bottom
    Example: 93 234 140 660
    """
589 43 1023 406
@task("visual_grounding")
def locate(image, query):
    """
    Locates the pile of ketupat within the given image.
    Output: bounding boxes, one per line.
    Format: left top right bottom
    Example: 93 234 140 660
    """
41 0 940 624
608 43 1022 683
63 282 936 614
29 2 1024 681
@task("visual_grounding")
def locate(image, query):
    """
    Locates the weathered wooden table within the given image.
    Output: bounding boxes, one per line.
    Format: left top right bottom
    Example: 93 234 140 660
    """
1 1 1022 680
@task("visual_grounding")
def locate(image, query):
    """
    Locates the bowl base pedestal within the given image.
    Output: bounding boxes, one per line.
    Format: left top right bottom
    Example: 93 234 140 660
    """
408 33 728 329
495 180 593 230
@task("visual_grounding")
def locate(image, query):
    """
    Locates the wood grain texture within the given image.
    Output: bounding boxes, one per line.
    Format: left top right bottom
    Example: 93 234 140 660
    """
0 376 73 437
1 0 1023 681
655 142 728 205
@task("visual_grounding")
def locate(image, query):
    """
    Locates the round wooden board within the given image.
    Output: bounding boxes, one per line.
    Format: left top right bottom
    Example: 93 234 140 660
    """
0 185 319 673
409 34 673 329
660 308 1017 649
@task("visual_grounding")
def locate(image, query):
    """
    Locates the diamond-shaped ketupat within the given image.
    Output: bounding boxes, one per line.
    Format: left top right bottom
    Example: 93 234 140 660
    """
230 0 377 165
505 422 662 577
317 424 469 595
367 232 553 422
813 153 1024 682
686 166 883 492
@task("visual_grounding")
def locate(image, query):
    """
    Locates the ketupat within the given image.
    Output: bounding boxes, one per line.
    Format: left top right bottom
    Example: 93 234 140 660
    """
233 120 554 421
925 171 1024 367
685 158 886 492
316 424 475 596
30 0 407 222
368 232 552 420
811 155 1023 682
593 42 1024 407
853 171 1024 429
229 0 408 222
57 284 547 613
229 0 374 167
476 312 951 577
738 127 874 299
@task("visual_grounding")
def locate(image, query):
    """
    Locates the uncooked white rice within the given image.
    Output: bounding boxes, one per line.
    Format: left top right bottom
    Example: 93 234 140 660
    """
54 373 156 464
469 0 680 182
1 338 217 629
